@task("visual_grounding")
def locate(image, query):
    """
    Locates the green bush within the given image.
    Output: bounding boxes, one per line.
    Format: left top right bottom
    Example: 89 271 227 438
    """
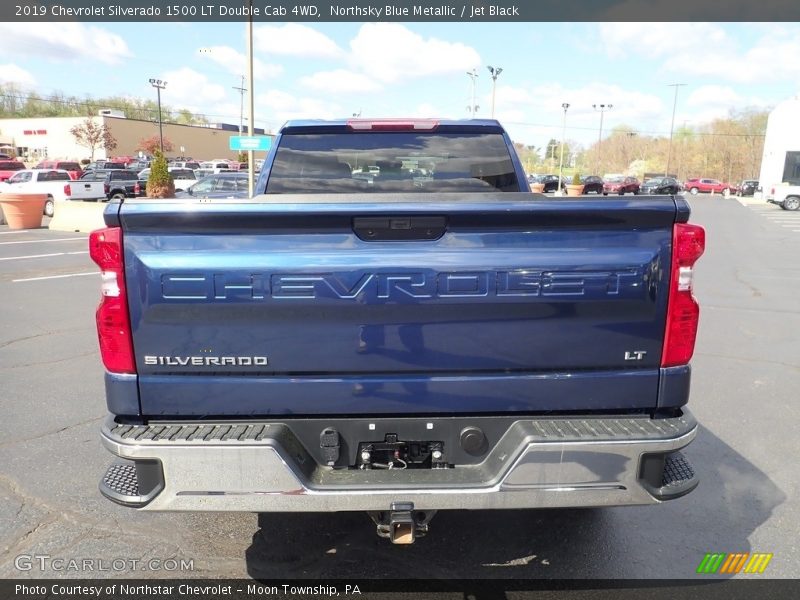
572 172 582 186
146 150 175 198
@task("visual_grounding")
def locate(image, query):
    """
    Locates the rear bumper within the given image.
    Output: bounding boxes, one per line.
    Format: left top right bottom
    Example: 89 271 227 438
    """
100 411 699 512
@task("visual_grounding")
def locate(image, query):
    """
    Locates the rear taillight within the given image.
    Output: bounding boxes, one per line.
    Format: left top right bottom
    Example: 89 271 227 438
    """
104 183 110 194
64 184 71 197
134 182 141 195
661 223 706 367
89 227 136 374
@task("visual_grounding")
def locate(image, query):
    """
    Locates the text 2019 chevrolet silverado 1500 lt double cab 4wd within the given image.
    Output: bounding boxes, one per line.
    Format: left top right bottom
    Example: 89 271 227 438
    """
92 119 705 544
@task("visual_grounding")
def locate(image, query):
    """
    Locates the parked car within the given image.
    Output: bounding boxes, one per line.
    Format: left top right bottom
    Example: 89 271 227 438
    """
138 167 197 194
683 178 733 195
78 169 141 201
175 172 249 199
83 160 127 173
0 160 25 182
0 168 107 216
198 160 234 174
580 175 604 194
33 160 83 180
603 176 640 195
533 174 567 193
641 177 682 195
169 160 201 171
737 179 759 196
126 159 151 172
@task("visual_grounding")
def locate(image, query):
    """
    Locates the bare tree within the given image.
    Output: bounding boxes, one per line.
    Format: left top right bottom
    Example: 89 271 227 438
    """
70 118 117 159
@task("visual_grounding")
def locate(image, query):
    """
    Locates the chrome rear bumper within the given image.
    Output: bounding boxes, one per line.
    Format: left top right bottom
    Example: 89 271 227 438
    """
100 411 698 512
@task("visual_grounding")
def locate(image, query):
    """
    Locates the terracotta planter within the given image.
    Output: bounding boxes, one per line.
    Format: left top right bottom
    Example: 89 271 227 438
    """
565 184 585 197
531 183 545 193
0 193 46 229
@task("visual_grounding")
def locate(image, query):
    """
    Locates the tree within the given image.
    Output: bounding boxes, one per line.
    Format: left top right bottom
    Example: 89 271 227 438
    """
69 118 117 160
146 150 175 198
137 135 174 156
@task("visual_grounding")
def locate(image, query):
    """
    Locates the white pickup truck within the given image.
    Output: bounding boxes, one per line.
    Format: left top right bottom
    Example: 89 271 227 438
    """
0 169 106 216
766 183 800 211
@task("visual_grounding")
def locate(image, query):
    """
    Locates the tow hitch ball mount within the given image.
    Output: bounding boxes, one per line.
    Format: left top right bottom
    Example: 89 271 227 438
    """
368 502 436 544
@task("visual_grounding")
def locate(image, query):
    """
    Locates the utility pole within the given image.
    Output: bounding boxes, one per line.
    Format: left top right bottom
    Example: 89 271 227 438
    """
148 78 167 153
665 83 686 177
246 0 255 197
233 75 246 135
487 65 503 118
557 103 570 195
592 103 613 175
466 68 479 116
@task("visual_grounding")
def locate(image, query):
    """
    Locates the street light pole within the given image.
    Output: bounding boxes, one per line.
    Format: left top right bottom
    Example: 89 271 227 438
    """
557 103 570 195
148 78 167 153
592 103 613 175
233 75 246 135
487 65 503 118
466 68 479 116
665 83 686 177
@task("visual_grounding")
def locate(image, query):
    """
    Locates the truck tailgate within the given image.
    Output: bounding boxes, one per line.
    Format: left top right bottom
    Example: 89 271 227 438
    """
114 193 684 416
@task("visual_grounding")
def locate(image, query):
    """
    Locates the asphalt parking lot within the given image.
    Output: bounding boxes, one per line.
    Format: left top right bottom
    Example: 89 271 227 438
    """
1 195 799 582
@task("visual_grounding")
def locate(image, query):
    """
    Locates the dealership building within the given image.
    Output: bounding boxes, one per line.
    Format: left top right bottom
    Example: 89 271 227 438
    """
0 112 272 163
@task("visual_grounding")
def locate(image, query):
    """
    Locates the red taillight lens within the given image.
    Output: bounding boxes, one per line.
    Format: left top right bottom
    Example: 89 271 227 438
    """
661 223 706 367
104 183 110 194
89 227 136 374
134 182 141 195
64 184 71 197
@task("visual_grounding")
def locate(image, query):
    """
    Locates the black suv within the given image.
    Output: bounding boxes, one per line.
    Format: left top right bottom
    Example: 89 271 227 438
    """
737 179 759 197
641 177 682 195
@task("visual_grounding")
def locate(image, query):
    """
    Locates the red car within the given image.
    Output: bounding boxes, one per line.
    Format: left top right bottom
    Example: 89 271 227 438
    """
0 160 25 182
603 175 640 195
34 160 83 180
683 178 735 195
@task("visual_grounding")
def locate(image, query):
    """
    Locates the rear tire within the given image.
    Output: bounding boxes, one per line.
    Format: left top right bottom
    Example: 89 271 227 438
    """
110 192 125 202
784 196 800 211
44 196 54 217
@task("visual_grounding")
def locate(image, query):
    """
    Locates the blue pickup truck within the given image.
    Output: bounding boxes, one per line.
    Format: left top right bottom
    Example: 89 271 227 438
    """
91 119 705 544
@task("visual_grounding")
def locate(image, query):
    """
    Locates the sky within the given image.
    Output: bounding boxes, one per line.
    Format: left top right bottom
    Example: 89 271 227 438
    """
1 21 799 152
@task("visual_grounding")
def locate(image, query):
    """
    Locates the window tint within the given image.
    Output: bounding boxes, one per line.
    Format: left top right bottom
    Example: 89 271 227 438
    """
57 162 81 171
266 132 520 194
8 171 31 183
170 169 195 179
41 171 69 181
0 161 25 170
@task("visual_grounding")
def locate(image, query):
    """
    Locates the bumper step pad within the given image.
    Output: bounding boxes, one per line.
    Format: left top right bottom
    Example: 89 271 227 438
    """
99 461 163 508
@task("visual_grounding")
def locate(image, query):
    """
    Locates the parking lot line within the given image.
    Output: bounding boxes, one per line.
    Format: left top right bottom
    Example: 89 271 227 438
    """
0 251 89 262
0 237 87 245
12 271 97 283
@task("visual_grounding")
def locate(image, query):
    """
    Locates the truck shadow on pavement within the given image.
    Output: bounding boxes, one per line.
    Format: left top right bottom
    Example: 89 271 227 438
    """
245 424 785 585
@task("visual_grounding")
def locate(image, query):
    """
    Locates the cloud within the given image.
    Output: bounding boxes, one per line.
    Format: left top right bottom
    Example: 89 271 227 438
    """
255 90 343 122
299 70 383 94
0 23 131 64
156 68 228 111
197 46 283 80
348 24 481 84
254 24 344 58
0 64 36 86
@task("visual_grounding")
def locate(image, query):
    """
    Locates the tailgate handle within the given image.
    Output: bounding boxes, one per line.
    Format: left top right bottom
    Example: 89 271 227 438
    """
353 216 447 241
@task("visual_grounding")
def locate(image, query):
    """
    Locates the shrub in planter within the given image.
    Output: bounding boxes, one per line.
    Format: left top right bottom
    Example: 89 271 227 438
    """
146 150 175 198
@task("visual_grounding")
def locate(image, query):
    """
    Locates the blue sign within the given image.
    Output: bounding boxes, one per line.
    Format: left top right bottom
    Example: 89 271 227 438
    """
229 136 272 151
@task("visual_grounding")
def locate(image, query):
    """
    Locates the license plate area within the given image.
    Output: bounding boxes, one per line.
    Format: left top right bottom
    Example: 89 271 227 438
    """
356 434 449 470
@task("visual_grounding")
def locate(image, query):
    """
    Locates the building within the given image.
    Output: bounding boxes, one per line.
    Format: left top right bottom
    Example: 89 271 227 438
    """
758 96 800 190
0 113 271 163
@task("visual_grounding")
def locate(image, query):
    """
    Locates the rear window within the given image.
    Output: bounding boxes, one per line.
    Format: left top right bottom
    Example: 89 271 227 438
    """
111 171 137 180
265 132 520 194
170 169 196 179
0 161 25 170
40 171 70 181
57 162 81 171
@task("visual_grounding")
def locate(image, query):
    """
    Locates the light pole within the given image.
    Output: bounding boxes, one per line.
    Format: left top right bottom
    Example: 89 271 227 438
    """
233 75 246 135
557 103 570 195
487 65 503 118
592 103 613 175
665 83 686 177
466 68 479 116
148 78 167 153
